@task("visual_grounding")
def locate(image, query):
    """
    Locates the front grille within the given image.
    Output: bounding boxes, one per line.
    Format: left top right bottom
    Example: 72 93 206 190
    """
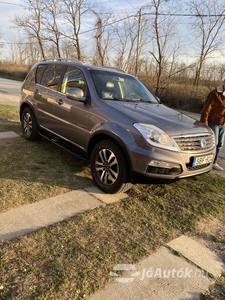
146 166 182 175
186 163 211 171
172 133 215 152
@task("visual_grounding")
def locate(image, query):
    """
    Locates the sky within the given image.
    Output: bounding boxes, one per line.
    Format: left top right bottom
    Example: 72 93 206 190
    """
0 1 25 39
0 0 190 61
0 0 222 64
0 0 148 43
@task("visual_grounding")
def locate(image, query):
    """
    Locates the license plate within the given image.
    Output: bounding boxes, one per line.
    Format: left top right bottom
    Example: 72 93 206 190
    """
192 154 214 167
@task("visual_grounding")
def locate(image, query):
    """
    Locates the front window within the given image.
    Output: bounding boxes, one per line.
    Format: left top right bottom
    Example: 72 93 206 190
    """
90 70 159 103
61 66 86 95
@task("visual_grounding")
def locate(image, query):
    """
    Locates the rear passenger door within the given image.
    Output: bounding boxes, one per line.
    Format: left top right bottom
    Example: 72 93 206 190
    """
35 64 65 132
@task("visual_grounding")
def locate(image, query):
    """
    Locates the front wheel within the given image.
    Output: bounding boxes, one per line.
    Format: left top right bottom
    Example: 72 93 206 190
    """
21 107 40 141
90 139 132 194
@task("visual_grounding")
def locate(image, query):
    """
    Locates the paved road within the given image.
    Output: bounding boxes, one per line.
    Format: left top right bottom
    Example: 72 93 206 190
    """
0 77 21 95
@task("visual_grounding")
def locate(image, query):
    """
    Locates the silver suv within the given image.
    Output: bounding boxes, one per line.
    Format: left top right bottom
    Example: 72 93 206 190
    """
20 59 215 194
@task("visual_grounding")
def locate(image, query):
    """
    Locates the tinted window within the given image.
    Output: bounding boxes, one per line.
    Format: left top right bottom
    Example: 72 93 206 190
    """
23 67 36 89
36 64 47 83
61 66 86 95
90 70 158 103
40 64 65 90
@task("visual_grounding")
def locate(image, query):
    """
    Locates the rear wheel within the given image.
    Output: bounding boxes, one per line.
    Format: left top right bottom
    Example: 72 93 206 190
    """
21 107 40 141
90 139 132 194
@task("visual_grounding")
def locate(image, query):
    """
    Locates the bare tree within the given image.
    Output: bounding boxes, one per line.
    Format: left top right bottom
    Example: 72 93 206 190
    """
116 23 140 73
11 0 46 59
94 15 104 65
188 0 225 86
61 0 93 60
111 9 149 74
0 31 3 59
112 19 137 72
91 11 113 66
148 0 181 95
42 0 63 58
6 36 40 65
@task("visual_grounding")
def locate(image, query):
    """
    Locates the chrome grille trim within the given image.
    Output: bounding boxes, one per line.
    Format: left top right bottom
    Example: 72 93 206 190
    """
172 133 215 152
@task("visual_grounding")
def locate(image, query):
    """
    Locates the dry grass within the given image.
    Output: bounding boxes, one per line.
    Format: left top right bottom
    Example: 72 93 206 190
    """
0 104 225 300
0 174 225 299
0 137 93 212
0 63 29 81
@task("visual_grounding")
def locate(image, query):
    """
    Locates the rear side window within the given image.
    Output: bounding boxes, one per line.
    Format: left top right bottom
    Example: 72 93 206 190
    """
23 67 36 89
40 64 65 90
36 64 47 83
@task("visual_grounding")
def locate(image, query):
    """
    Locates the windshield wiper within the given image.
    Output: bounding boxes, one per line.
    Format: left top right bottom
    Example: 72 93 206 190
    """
102 97 156 103
102 97 133 102
112 97 150 102
123 98 155 103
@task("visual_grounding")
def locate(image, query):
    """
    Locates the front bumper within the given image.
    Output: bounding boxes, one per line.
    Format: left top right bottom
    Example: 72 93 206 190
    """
127 142 215 180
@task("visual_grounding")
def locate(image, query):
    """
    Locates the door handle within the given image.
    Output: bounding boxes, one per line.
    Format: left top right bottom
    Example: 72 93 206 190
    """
56 99 63 105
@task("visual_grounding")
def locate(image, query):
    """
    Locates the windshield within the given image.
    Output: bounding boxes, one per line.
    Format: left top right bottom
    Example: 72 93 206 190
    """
90 70 159 103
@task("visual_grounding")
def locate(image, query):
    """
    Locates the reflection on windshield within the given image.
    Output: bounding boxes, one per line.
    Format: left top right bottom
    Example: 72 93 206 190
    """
90 70 159 104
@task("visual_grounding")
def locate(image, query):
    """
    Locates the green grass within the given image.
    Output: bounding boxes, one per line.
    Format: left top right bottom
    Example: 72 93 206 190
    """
0 104 225 299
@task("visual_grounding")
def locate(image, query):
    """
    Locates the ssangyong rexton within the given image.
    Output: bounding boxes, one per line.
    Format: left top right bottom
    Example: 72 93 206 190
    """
20 59 215 193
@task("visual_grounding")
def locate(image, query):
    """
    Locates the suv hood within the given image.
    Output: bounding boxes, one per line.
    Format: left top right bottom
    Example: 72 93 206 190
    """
105 101 209 135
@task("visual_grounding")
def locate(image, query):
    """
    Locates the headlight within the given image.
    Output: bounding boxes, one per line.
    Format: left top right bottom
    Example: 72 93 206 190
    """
133 123 179 152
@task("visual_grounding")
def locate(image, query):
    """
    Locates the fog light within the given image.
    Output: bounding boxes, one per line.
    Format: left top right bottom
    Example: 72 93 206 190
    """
149 160 180 169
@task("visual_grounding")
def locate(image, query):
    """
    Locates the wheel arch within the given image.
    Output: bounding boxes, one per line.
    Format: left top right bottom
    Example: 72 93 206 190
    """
20 102 38 124
87 133 132 179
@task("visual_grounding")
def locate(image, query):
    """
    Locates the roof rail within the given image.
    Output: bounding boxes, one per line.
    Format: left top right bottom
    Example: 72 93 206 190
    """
102 66 126 73
42 58 83 64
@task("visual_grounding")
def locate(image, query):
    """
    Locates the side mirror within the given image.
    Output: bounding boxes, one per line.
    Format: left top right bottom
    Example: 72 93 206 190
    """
66 88 86 102
156 96 161 103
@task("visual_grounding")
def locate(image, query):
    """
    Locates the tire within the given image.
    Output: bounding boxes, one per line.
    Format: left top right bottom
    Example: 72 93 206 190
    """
90 139 132 194
21 107 40 141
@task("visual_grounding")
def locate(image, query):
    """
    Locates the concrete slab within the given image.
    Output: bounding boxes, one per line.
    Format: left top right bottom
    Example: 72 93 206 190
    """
167 235 225 277
88 246 213 300
85 186 128 204
0 190 102 242
0 131 20 139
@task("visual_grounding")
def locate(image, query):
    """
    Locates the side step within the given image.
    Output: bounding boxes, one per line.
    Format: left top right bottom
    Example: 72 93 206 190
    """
39 131 88 161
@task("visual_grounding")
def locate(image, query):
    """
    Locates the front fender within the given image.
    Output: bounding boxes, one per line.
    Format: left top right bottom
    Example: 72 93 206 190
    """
90 121 136 147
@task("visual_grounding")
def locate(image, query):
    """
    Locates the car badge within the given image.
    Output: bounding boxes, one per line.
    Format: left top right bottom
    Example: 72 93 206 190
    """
199 138 207 149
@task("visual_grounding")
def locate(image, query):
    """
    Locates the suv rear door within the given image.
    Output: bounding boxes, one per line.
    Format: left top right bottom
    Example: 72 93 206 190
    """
35 63 65 131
